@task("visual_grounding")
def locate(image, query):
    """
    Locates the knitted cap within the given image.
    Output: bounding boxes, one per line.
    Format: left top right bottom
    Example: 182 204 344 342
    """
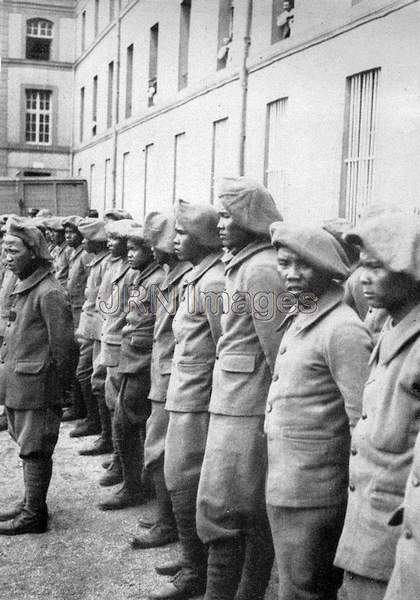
5 216 51 260
78 218 107 242
144 211 176 254
175 199 221 249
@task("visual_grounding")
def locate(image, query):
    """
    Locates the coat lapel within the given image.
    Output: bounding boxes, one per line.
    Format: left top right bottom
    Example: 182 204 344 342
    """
11 266 51 296
378 305 420 365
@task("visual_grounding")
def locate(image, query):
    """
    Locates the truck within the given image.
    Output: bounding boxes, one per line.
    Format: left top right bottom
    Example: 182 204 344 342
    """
0 177 89 217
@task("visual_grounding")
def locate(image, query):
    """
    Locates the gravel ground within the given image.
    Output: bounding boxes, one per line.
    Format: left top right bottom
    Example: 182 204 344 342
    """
0 422 277 600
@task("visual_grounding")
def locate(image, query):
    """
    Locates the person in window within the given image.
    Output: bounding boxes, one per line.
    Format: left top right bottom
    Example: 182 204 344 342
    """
335 212 420 600
277 0 294 39
266 222 372 600
0 217 75 535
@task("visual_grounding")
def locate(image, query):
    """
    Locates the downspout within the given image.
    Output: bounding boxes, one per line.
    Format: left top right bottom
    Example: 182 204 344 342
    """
112 5 122 208
238 0 252 176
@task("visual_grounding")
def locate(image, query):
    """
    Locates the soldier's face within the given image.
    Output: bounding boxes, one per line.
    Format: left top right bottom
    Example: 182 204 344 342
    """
107 234 127 258
276 246 330 297
50 229 64 246
217 205 251 251
173 222 200 262
65 226 82 248
3 235 35 278
359 250 415 310
127 239 152 270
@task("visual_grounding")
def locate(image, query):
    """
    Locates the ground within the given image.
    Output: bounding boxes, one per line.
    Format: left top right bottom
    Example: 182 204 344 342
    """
0 422 277 600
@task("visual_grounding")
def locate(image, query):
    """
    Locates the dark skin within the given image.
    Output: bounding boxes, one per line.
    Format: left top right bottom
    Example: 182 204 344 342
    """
49 229 65 247
107 234 128 258
217 205 255 254
82 239 108 255
174 222 213 266
276 246 331 298
127 239 154 271
65 225 83 249
3 234 39 280
359 250 420 324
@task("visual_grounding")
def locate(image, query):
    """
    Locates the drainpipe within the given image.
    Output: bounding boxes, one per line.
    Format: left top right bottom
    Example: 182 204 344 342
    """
112 4 122 208
238 0 252 176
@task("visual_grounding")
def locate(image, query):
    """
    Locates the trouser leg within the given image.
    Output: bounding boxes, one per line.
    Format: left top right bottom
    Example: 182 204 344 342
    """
204 536 246 600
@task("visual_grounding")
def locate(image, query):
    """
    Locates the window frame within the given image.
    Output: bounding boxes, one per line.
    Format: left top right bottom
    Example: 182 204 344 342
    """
22 86 57 147
25 18 54 61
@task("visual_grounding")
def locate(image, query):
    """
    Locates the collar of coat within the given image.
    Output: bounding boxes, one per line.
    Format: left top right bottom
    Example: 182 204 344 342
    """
11 265 52 296
111 259 131 285
182 251 223 287
56 241 68 255
87 249 109 269
223 240 273 274
369 303 420 366
132 260 161 286
69 245 84 262
278 281 344 335
161 261 192 292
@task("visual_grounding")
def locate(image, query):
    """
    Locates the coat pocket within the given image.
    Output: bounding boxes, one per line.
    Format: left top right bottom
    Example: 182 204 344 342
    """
220 353 256 373
14 360 46 375
160 359 173 375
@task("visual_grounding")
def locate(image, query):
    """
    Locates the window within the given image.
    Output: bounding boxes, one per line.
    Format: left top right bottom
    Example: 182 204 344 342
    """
104 158 111 209
264 97 289 217
25 89 52 145
125 44 134 118
107 61 114 128
81 11 86 52
341 68 380 223
122 152 130 208
217 0 234 70
26 19 53 61
80 86 85 142
211 118 228 202
94 0 100 37
110 0 115 21
148 24 159 107
90 163 96 205
92 75 98 136
178 0 191 90
143 143 155 215
173 132 187 202
77 168 82 176
272 0 294 44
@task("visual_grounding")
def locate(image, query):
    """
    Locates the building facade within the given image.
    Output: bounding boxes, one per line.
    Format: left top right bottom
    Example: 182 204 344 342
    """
0 0 75 178
1 0 420 222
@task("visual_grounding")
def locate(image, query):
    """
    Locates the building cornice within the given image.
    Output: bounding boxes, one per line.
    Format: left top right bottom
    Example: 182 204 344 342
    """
3 58 73 70
4 144 71 155
3 1 75 15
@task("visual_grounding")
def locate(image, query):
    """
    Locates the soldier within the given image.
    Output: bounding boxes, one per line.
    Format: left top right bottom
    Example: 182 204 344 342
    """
335 212 420 600
149 200 225 600
45 217 71 289
130 211 191 551
266 222 372 600
196 178 284 600
0 217 75 534
98 224 165 511
70 218 109 438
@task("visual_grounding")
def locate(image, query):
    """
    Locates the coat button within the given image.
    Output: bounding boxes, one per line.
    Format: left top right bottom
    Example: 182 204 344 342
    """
279 347 286 355
361 413 367 420
412 477 420 487
404 529 413 539
266 404 272 413
349 484 355 492
272 374 279 382
351 448 357 456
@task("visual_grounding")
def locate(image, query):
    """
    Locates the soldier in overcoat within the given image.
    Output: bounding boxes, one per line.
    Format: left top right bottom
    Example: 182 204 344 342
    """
149 200 225 600
266 222 372 600
196 178 284 600
334 212 420 600
0 217 75 535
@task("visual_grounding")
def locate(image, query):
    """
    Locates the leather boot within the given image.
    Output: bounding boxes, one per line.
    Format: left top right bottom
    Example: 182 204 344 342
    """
69 383 101 438
204 536 246 600
234 514 275 600
0 458 51 535
62 380 86 422
130 464 178 549
79 396 113 455
155 560 184 576
99 454 123 487
0 499 25 521
98 483 148 511
113 416 143 494
148 487 207 599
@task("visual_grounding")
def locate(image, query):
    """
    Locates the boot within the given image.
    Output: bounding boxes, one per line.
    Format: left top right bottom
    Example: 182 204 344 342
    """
0 458 51 535
155 560 184 577
69 383 101 438
234 515 275 600
79 396 113 455
204 536 246 600
0 413 7 432
0 499 25 521
97 483 148 511
148 567 206 600
130 465 178 549
99 454 123 487
110 411 145 496
62 380 86 422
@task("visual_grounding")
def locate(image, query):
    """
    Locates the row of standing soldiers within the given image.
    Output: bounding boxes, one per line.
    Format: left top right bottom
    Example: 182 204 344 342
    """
0 177 419 600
